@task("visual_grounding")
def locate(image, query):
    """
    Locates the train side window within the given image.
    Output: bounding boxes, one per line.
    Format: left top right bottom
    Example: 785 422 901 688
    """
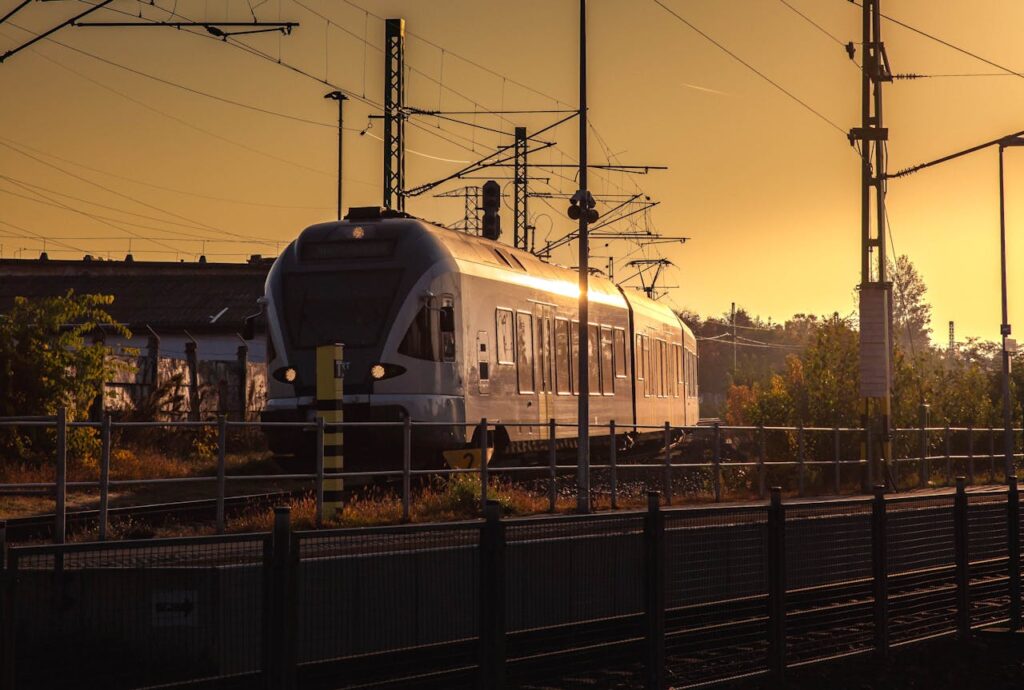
636 334 647 397
555 318 571 394
614 328 627 378
600 326 614 395
496 309 515 364
570 320 580 395
587 324 600 395
441 295 455 362
674 344 683 398
516 312 535 393
398 305 438 361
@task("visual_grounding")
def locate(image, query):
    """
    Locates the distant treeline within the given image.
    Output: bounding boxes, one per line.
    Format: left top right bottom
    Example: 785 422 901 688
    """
680 255 1016 429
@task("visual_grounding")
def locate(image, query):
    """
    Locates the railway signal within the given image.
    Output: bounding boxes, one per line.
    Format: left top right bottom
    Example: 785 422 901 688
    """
482 180 502 240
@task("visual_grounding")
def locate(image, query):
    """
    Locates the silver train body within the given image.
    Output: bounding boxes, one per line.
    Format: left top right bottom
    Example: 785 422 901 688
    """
260 210 698 465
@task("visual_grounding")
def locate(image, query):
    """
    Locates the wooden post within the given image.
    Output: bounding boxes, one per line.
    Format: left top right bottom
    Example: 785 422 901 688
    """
316 344 345 522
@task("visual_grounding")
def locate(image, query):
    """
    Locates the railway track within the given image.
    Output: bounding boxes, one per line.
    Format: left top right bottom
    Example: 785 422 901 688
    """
3 491 296 542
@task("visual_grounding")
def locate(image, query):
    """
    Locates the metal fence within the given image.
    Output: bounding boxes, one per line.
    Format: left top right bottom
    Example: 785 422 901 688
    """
4 409 1024 543
2 479 1022 689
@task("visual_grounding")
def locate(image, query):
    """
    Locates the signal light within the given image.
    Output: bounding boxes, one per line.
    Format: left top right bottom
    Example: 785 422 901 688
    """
482 180 502 240
567 190 599 224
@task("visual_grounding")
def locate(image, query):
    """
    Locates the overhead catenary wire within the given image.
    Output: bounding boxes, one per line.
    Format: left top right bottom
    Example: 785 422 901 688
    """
652 0 851 140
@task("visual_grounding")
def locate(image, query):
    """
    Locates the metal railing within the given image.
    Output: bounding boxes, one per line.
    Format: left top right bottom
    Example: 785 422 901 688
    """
1 480 1021 689
3 408 1024 542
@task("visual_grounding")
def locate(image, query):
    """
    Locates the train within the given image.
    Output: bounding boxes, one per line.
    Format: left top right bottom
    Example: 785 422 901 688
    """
253 206 698 467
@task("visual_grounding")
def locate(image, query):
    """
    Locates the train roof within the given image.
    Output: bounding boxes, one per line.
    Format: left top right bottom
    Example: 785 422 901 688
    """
292 211 686 334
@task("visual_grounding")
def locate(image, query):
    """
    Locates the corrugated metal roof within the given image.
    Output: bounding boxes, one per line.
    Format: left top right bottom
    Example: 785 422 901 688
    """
0 257 271 333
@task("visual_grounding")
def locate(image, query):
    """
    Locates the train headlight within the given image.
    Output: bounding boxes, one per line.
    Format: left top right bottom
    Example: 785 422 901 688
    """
273 366 298 383
351 226 365 239
369 362 406 381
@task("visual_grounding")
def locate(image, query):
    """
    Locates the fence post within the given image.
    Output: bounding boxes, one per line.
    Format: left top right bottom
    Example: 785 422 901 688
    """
663 422 673 506
797 424 805 498
402 416 412 523
865 423 874 492
268 506 296 690
871 485 889 659
833 426 841 495
757 424 767 500
967 426 975 485
954 477 970 640
609 420 618 510
99 413 111 542
479 418 489 513
54 406 66 545
1008 476 1021 631
215 415 227 534
945 425 952 486
919 405 929 490
712 422 722 503
315 417 325 528
185 339 200 422
644 491 665 690
990 427 997 483
548 419 557 512
767 487 786 683
236 343 249 420
479 500 506 690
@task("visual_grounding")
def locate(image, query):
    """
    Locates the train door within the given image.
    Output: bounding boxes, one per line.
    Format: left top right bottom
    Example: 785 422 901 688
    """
537 305 554 425
476 330 490 395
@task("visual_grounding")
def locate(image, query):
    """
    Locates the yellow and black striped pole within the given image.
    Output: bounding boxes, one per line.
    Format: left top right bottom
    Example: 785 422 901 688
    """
317 343 345 521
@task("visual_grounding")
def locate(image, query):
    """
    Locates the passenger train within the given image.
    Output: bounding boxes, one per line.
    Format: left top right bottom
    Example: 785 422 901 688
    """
256 207 698 466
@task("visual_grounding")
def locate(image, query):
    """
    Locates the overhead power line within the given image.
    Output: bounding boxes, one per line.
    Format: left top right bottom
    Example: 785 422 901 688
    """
846 1 1024 80
652 0 850 140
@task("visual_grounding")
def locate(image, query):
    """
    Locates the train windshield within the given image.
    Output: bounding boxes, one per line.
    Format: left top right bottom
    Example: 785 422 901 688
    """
281 269 403 349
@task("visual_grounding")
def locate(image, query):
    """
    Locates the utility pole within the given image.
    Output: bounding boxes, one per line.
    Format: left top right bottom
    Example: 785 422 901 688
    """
948 321 955 353
513 127 529 250
324 91 348 219
383 18 405 211
851 0 893 488
575 0 591 514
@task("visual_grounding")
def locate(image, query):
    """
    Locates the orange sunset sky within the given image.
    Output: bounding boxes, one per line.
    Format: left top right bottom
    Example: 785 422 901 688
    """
2 0 1024 343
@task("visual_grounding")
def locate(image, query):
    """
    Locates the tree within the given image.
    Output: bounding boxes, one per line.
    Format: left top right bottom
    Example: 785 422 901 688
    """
0 291 128 459
888 254 932 353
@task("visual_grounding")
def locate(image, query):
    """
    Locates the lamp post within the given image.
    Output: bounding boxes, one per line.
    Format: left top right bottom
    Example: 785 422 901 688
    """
999 136 1024 480
324 90 348 219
